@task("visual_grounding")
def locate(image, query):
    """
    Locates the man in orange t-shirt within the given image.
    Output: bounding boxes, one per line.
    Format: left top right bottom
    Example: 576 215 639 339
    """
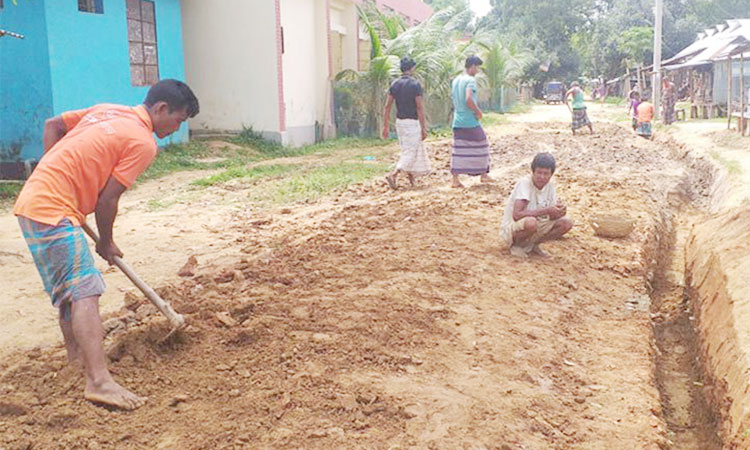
635 101 654 139
14 79 199 410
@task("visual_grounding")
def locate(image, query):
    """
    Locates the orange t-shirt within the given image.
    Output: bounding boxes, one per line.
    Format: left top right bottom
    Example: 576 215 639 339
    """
637 102 654 123
14 104 158 226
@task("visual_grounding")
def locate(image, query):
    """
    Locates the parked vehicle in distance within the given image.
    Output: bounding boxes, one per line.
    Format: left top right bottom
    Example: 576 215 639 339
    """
544 81 564 104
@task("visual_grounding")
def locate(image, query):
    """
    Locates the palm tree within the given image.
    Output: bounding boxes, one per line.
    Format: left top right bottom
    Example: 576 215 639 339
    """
334 3 533 131
385 7 474 123
476 35 535 111
335 3 401 136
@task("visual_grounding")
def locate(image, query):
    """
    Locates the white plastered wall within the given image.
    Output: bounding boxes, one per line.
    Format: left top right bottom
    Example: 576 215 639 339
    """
280 0 333 146
181 0 282 140
330 0 358 73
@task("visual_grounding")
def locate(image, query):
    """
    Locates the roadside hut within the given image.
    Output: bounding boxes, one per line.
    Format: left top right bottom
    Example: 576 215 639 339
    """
662 19 750 119
715 37 750 135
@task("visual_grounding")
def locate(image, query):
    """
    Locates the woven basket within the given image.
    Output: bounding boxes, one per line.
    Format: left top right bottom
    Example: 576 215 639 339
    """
590 215 635 238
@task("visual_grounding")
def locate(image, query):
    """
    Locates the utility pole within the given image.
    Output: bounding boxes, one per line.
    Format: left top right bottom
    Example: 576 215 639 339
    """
653 0 663 119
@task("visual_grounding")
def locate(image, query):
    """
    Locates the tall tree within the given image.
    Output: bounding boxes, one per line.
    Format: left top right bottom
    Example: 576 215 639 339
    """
479 0 596 83
482 0 748 85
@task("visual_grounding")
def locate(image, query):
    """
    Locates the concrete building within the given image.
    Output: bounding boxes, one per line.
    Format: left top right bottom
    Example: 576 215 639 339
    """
0 0 189 164
180 0 432 147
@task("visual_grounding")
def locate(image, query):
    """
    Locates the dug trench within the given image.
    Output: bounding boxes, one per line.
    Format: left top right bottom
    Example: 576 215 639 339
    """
0 122 732 449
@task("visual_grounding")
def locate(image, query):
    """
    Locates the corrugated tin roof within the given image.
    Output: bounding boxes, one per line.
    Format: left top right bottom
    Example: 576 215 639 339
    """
663 19 750 69
713 38 750 59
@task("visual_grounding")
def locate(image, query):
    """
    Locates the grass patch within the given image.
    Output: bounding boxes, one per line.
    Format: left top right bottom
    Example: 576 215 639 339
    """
429 126 452 138
0 182 22 209
231 128 388 159
304 137 391 153
709 150 742 175
145 198 177 211
192 164 299 187
481 112 508 127
229 127 285 156
264 161 390 204
428 103 530 137
141 141 220 181
142 134 387 182
602 96 626 106
507 101 534 114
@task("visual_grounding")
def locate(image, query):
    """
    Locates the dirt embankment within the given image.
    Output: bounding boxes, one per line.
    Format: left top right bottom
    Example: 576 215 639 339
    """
0 121 726 449
686 207 750 448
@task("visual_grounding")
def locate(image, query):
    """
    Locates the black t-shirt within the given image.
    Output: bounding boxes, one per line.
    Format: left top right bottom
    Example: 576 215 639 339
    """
389 76 423 120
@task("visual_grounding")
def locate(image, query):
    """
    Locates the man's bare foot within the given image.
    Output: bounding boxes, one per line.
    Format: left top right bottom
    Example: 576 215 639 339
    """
84 380 147 410
510 246 529 258
451 180 464 188
530 245 550 258
385 174 397 190
480 174 494 183
407 173 416 187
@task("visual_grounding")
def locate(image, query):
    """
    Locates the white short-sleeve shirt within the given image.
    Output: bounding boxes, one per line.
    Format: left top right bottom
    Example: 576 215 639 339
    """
501 175 558 233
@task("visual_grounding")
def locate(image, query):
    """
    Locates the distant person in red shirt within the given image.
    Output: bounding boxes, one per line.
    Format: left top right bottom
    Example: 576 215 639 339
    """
635 100 654 139
14 79 199 410
627 91 642 131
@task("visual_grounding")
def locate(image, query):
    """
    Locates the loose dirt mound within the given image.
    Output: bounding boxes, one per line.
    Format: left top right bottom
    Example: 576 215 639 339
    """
0 123 708 449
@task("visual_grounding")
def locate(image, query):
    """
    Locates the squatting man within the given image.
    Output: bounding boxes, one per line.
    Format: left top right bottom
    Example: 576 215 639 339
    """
500 152 574 258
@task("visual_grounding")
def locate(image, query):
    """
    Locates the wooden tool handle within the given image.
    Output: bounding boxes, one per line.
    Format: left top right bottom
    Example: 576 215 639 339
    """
82 223 185 329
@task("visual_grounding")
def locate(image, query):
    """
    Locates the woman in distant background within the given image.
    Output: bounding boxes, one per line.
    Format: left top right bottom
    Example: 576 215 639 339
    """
662 77 677 125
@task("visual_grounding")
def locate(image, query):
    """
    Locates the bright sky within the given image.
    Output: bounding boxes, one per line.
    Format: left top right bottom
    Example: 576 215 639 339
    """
469 0 492 18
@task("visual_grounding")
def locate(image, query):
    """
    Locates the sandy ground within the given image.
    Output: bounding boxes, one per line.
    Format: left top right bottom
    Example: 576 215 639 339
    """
666 120 750 208
0 169 249 358
0 104 729 448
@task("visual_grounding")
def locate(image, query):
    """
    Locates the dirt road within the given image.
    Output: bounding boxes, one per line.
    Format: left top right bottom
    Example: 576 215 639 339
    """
0 105 721 448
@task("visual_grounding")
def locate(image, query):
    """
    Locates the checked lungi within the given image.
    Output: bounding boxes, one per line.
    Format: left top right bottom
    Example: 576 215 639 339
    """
18 217 106 314
571 107 592 131
636 122 652 139
451 126 490 176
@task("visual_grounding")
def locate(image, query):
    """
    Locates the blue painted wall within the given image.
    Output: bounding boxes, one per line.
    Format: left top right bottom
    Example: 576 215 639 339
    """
0 0 188 161
0 1 54 160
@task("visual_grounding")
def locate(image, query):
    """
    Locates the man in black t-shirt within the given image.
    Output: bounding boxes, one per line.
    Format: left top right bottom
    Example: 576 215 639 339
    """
382 57 431 189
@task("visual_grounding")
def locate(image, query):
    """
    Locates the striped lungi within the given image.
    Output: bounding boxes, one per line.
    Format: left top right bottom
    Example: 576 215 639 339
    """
395 119 431 176
571 107 591 130
18 217 105 313
451 126 490 175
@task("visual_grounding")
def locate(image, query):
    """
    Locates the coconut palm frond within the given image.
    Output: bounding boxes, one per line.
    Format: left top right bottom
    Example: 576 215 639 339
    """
357 4 383 58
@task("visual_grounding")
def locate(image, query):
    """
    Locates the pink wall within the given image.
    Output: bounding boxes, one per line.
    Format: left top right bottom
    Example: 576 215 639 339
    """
274 0 286 132
354 0 433 25
378 0 433 24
